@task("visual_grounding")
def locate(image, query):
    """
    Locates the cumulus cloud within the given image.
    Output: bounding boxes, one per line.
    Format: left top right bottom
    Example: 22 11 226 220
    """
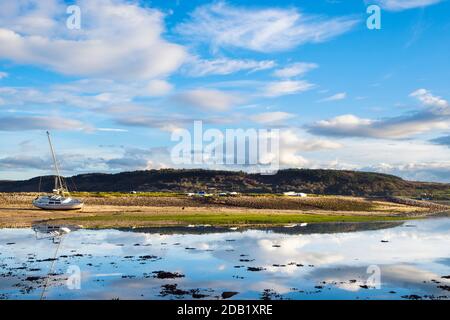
264 80 315 97
273 62 318 78
0 85 123 110
105 126 342 172
97 128 128 133
52 78 169 100
145 80 173 97
0 115 88 131
0 78 176 115
0 0 187 79
309 89 450 139
185 57 275 77
0 146 170 173
106 147 170 171
115 116 189 133
275 129 342 167
309 113 448 139
410 88 449 108
280 130 343 152
0 86 56 106
294 137 450 182
175 89 243 111
115 113 240 133
372 0 443 11
0 71 8 79
319 92 347 102
0 153 107 173
365 161 450 182
250 111 295 124
176 1 358 52
0 156 48 171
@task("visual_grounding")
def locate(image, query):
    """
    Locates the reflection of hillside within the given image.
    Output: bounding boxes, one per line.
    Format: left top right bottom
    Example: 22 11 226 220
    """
117 221 404 235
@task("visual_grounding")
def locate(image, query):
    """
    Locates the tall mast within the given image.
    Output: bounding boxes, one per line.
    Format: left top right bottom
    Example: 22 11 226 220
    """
46 131 64 193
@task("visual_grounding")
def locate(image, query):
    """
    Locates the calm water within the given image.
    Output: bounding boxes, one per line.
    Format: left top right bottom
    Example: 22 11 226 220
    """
0 219 449 300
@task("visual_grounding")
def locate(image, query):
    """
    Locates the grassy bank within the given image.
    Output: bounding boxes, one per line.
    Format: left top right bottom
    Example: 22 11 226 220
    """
0 192 444 228
55 212 409 228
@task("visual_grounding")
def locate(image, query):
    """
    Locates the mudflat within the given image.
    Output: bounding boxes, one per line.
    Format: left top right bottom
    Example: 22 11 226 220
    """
0 193 446 228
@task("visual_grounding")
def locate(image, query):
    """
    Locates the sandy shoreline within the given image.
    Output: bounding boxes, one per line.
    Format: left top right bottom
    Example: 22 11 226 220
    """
0 193 447 228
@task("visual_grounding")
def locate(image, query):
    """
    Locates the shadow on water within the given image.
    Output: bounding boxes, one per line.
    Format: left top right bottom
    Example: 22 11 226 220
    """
116 221 405 235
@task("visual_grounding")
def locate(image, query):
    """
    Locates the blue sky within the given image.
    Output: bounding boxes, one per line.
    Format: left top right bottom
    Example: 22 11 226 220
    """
0 0 450 181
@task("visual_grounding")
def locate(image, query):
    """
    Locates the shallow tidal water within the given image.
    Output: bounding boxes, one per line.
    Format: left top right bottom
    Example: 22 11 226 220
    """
0 218 449 300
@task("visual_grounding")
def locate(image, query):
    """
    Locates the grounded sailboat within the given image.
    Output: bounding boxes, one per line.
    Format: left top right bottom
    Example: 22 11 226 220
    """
32 131 84 211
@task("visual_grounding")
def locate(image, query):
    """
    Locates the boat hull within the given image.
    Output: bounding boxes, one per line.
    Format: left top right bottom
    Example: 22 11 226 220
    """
32 201 84 211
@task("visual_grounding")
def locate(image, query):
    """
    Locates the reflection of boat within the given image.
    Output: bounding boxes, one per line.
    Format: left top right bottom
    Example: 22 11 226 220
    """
32 223 79 239
32 131 84 210
284 224 298 228
31 223 79 299
284 223 306 228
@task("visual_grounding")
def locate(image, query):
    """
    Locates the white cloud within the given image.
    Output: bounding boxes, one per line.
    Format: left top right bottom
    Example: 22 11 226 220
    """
0 0 62 36
250 111 295 124
106 146 170 171
0 155 49 171
264 80 315 97
310 90 450 139
99 126 343 172
233 128 343 168
0 0 187 79
309 113 448 139
319 92 347 102
97 128 128 133
185 57 275 76
176 89 242 111
116 116 189 133
410 88 449 108
298 137 450 182
372 0 443 11
0 71 8 79
365 161 450 182
176 1 358 52
0 115 89 131
266 128 343 168
280 129 342 151
146 79 173 96
273 62 318 78
0 146 170 173
0 84 133 110
0 77 177 113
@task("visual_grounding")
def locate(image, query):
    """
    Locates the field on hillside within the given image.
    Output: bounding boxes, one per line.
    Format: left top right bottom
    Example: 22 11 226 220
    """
3 169 450 199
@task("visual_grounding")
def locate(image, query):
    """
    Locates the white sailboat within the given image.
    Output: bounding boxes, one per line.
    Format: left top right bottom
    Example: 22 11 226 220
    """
32 131 84 210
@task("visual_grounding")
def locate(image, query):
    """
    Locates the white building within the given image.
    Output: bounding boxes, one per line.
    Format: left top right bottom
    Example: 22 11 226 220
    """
283 191 307 197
